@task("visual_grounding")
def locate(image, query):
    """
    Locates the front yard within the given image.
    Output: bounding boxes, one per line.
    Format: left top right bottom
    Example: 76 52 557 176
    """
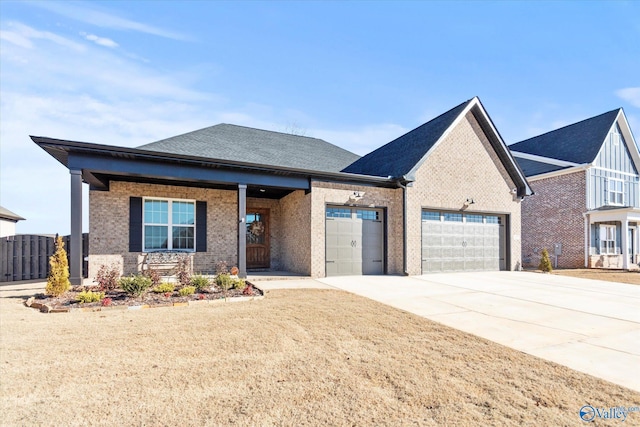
552 268 640 285
1 282 638 426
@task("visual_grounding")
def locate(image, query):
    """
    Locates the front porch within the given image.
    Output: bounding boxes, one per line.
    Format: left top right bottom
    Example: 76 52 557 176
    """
585 207 640 270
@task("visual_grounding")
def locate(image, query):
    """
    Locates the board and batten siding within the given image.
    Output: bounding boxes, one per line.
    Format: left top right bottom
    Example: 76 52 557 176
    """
588 124 640 210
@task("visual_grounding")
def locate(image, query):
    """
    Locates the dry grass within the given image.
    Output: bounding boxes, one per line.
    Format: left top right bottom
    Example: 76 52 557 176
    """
551 268 640 285
1 282 639 426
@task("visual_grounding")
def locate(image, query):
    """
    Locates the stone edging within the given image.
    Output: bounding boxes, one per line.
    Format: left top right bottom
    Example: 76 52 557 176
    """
25 291 265 314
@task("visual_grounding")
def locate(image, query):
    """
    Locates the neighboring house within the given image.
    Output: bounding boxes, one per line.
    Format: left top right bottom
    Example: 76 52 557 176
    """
0 206 25 237
510 109 640 270
33 96 532 285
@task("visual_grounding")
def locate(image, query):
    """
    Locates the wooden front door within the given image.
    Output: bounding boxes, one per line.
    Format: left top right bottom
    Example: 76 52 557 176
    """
246 209 270 269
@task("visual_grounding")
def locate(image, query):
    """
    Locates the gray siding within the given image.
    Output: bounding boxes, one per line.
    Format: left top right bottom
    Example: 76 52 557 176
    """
588 125 640 209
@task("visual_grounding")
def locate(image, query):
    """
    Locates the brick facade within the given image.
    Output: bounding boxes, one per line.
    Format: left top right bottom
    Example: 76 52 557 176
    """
520 171 586 269
309 181 403 277
89 181 238 278
406 111 522 274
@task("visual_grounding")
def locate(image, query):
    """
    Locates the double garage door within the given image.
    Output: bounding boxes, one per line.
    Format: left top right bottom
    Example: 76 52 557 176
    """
422 210 506 273
325 207 384 276
325 207 506 276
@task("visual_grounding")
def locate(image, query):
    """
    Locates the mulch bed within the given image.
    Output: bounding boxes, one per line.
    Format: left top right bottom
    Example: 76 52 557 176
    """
28 283 263 311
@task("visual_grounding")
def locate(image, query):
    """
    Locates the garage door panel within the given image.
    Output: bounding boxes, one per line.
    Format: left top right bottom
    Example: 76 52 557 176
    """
326 207 384 276
422 210 505 274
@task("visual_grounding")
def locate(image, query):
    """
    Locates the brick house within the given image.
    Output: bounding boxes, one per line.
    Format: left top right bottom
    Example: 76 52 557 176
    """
34 97 531 284
510 108 640 269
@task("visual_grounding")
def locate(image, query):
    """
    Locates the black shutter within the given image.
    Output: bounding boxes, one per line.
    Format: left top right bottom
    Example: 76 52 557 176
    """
129 197 143 252
196 201 207 252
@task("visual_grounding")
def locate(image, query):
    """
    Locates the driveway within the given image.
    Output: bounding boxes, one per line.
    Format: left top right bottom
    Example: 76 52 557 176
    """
315 271 640 392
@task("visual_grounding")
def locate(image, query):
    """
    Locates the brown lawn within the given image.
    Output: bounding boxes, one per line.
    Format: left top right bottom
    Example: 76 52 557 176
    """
1 282 638 426
551 268 640 285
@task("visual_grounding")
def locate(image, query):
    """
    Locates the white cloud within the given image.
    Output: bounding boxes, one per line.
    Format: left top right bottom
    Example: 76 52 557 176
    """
30 1 192 41
616 87 640 108
82 33 118 48
313 123 408 155
2 21 85 51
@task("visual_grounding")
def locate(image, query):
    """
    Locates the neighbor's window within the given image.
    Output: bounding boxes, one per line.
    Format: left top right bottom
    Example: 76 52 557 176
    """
611 127 621 145
143 198 195 251
608 179 624 205
599 224 617 255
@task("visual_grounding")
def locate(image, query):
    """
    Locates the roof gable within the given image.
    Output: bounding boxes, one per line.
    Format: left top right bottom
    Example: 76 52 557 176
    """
509 109 620 164
342 97 532 197
138 124 360 174
342 99 472 178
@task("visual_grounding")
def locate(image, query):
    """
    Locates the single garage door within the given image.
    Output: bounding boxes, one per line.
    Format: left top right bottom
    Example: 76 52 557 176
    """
326 207 384 276
422 210 506 273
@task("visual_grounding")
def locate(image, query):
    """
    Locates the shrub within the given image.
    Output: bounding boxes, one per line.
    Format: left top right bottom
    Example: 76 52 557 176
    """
216 273 233 291
95 264 120 291
175 257 191 287
76 290 105 304
101 297 113 307
539 248 553 273
178 286 196 296
46 235 71 297
191 274 210 291
152 283 175 294
119 274 152 297
143 267 162 286
232 278 246 290
242 285 254 296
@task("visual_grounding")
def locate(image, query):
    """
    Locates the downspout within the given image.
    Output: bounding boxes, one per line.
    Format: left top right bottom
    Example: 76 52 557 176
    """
397 179 409 276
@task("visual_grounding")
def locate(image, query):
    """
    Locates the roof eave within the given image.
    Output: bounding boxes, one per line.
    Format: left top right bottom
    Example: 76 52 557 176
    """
32 136 397 187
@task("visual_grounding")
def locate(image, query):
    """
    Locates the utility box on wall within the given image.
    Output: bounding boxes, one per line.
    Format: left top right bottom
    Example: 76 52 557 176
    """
554 243 562 256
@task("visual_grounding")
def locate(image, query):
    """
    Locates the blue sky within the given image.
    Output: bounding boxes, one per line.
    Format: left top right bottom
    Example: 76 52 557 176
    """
1 0 639 235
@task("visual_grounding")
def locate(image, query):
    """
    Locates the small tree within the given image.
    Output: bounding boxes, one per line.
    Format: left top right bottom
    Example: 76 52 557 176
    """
46 235 71 296
538 248 553 273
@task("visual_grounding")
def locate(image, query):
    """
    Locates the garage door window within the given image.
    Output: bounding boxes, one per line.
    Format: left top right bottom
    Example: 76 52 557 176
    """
326 208 351 218
485 216 500 224
444 213 463 222
356 210 379 220
422 211 440 221
466 214 483 223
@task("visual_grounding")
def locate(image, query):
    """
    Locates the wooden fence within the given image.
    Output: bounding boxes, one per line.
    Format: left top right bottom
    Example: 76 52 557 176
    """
0 234 88 283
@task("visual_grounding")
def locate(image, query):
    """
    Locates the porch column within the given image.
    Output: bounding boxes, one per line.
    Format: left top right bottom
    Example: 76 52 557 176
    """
238 184 247 278
584 215 589 268
70 169 83 285
621 219 629 270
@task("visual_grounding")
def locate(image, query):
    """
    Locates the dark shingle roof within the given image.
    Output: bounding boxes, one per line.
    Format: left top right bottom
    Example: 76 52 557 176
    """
138 124 360 174
509 109 620 164
341 99 473 178
512 157 569 177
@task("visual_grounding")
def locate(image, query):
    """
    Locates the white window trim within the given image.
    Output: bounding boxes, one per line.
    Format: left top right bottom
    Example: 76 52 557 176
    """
607 178 625 206
599 224 617 255
143 197 196 252
611 127 621 145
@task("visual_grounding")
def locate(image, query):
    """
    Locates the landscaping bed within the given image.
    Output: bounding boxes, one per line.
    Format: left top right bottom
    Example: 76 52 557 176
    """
26 282 263 312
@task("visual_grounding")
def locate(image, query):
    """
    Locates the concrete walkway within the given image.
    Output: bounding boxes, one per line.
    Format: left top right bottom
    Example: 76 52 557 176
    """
311 271 640 392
